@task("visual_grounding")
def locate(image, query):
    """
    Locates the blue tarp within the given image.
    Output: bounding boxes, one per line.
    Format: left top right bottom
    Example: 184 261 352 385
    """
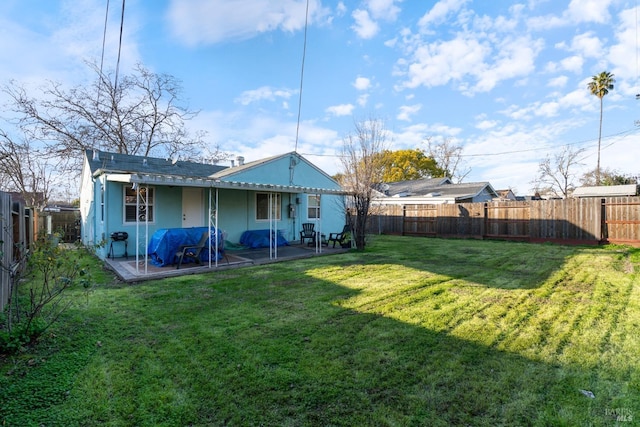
148 227 224 267
239 229 289 249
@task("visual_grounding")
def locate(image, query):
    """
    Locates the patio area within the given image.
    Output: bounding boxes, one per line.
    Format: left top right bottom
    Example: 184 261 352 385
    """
103 243 349 283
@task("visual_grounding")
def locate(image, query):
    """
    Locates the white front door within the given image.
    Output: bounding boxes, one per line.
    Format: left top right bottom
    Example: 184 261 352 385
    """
182 188 204 227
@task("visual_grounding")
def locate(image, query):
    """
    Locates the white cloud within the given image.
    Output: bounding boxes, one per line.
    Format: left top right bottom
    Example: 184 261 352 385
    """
568 32 603 58
559 55 584 74
535 101 560 117
166 0 329 45
351 9 379 39
418 0 469 29
397 104 422 122
366 0 401 21
398 36 489 90
357 94 369 107
474 36 542 93
548 75 568 88
476 120 498 130
527 0 613 30
565 0 613 24
609 7 639 82
235 86 294 105
397 32 542 95
326 103 355 116
353 76 371 91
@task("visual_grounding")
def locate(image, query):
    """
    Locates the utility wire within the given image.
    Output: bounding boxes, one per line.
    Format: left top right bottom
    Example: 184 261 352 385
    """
300 127 640 160
294 0 310 152
113 0 126 95
97 0 111 151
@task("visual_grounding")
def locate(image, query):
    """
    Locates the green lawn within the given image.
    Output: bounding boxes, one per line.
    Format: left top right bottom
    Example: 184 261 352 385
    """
1 235 639 426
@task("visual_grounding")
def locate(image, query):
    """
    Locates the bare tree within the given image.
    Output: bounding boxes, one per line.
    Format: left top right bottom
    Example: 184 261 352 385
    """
533 146 585 198
424 137 470 183
198 143 234 165
338 117 388 250
0 129 59 209
2 62 205 172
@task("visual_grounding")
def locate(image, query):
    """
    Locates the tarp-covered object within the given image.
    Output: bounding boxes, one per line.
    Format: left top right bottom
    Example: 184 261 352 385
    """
148 227 224 267
239 229 289 249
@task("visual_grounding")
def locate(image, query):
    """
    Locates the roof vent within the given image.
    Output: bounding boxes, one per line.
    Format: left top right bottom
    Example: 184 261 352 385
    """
236 156 245 166
142 158 148 167
92 150 100 161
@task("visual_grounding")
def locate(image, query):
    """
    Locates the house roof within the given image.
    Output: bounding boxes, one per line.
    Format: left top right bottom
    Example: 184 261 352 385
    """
86 149 346 195
86 149 227 178
381 178 497 201
572 184 639 197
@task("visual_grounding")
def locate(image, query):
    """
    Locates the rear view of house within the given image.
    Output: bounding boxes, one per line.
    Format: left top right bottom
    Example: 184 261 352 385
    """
79 150 346 262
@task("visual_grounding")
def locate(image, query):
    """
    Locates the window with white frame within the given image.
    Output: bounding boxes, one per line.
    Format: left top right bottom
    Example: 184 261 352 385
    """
256 192 281 221
124 185 155 223
307 194 320 219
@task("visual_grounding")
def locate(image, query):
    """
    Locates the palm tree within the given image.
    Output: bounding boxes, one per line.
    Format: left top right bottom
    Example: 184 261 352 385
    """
587 71 615 185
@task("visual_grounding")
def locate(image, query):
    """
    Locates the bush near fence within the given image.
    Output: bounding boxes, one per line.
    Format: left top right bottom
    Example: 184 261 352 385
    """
368 197 640 246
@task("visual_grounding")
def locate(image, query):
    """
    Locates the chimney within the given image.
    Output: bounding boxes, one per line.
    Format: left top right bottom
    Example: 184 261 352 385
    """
230 159 235 167
92 150 100 161
236 156 245 166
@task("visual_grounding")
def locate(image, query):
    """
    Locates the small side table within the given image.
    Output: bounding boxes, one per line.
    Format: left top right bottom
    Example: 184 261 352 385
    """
308 233 328 247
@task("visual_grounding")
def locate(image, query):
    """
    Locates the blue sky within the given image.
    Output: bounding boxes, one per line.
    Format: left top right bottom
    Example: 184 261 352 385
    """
2 0 640 195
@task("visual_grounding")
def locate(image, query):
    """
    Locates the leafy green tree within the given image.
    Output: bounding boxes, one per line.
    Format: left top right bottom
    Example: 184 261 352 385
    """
375 149 445 182
580 168 637 186
587 71 615 185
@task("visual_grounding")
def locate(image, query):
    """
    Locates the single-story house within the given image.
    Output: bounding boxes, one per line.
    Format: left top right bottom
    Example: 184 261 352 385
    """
373 177 499 205
79 149 347 264
572 184 639 198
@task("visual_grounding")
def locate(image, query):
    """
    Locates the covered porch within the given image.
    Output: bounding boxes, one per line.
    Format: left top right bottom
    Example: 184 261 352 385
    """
103 242 349 283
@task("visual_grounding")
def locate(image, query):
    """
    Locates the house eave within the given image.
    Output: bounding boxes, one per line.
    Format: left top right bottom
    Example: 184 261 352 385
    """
104 172 347 195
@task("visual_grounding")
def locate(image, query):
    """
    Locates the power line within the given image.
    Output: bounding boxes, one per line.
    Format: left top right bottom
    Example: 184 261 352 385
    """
300 127 640 160
113 0 126 94
294 0 310 153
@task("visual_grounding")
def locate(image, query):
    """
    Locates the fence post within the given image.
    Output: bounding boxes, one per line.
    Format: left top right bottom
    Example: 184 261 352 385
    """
402 205 406 236
483 202 488 240
600 198 607 243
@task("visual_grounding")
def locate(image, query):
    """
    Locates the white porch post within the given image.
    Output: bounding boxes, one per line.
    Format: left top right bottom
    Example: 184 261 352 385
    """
134 183 150 275
208 187 219 268
313 193 322 253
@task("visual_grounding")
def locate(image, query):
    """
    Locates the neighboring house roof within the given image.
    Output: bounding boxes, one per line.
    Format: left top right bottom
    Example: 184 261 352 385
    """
375 177 498 203
382 178 452 197
85 149 345 195
572 184 639 197
495 189 517 200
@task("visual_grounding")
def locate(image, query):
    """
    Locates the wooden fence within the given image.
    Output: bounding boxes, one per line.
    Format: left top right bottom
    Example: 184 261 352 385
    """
0 192 34 313
368 197 640 246
0 191 11 312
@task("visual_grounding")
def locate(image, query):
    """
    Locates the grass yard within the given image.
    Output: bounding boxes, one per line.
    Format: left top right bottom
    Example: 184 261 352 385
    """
1 235 639 426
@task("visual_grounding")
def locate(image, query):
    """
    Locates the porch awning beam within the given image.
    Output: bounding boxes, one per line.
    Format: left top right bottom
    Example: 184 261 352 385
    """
105 173 348 195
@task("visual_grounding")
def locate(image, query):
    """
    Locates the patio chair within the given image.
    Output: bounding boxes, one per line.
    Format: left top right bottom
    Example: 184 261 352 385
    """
328 225 351 248
299 222 315 245
175 231 209 269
